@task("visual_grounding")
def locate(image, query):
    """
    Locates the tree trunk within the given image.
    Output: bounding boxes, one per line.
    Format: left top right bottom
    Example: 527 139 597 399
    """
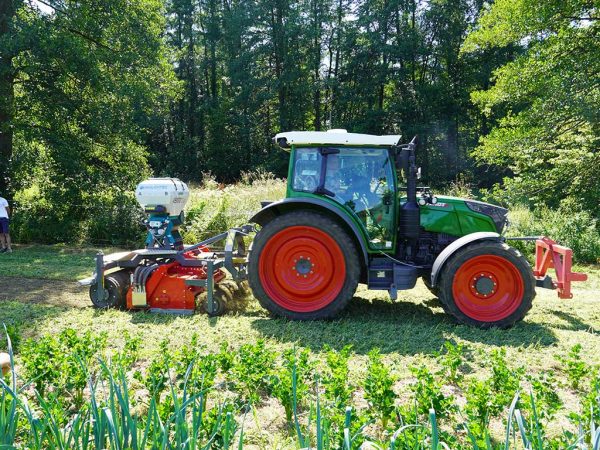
312 0 321 131
331 0 342 126
270 1 287 130
0 0 15 195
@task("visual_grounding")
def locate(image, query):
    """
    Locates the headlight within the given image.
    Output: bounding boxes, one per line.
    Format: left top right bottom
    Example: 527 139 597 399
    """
465 200 508 233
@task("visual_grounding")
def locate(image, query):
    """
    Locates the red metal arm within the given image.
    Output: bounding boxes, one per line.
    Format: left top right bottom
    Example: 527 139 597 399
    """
533 237 588 299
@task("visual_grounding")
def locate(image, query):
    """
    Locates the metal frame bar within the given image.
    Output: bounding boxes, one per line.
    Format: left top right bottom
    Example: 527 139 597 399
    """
182 225 254 314
533 237 587 299
93 251 107 302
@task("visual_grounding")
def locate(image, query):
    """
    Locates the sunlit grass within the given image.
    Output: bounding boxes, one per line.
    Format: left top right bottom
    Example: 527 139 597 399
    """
1 177 599 447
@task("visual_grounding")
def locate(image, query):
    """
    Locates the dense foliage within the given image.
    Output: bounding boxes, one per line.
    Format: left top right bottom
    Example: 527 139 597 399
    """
464 0 600 217
1 0 177 243
152 0 509 184
1 0 598 244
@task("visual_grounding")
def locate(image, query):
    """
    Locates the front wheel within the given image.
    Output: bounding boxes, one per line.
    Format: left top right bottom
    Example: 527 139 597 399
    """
438 242 535 328
248 211 360 320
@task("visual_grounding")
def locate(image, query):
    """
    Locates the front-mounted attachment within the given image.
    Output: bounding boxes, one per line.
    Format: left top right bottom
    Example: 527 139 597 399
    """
533 237 588 299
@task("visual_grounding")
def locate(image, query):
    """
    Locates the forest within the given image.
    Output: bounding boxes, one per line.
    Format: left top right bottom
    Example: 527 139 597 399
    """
0 0 598 245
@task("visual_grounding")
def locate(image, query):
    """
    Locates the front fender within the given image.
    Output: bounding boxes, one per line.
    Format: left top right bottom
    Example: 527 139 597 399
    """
430 232 502 287
249 198 369 266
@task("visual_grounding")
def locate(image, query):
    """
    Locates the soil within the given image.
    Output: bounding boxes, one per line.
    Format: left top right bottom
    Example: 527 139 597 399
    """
0 276 86 308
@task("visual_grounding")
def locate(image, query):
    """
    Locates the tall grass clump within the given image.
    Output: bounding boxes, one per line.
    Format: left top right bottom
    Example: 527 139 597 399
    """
506 201 600 263
181 171 286 243
443 174 475 199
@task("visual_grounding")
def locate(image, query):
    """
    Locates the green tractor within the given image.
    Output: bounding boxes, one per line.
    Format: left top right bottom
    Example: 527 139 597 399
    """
246 130 585 328
82 129 586 328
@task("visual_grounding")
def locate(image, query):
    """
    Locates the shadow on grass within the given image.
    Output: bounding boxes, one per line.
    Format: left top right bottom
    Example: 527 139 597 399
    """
3 273 560 358
550 310 600 334
126 310 192 325
0 276 86 308
249 295 558 355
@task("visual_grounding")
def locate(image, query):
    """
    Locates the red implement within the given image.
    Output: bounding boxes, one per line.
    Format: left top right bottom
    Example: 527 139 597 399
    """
533 237 587 299
125 246 226 312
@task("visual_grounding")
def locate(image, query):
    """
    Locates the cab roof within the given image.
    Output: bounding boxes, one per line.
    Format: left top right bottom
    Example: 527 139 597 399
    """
274 130 402 149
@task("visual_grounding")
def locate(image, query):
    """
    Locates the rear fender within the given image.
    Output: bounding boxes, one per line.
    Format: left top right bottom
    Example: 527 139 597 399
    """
430 232 502 287
249 198 369 267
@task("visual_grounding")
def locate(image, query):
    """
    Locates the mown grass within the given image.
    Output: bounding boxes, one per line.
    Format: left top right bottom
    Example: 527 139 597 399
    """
1 253 599 447
0 245 122 281
1 177 599 448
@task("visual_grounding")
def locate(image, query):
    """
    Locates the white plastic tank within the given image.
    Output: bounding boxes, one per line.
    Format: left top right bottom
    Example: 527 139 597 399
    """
135 178 190 216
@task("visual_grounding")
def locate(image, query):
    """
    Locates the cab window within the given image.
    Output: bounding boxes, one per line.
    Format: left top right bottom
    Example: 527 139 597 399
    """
292 148 322 192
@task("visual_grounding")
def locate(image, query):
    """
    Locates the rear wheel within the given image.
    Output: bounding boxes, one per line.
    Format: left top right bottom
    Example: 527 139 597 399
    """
249 211 360 320
438 242 535 328
89 271 130 309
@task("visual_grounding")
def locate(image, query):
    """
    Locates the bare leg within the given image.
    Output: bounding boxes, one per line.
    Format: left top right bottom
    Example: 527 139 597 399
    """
0 234 5 250
5 233 11 251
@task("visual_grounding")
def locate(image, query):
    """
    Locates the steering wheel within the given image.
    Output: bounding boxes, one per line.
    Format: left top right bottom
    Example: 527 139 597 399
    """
297 174 318 191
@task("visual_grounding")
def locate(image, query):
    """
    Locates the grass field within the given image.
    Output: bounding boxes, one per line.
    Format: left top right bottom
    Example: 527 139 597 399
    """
1 180 599 448
1 244 599 448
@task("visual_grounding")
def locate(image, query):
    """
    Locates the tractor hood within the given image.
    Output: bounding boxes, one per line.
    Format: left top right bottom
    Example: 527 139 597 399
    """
462 199 508 233
416 196 508 236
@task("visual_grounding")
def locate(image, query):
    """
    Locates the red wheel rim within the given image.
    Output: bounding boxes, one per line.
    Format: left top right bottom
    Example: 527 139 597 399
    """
452 255 524 322
258 226 346 312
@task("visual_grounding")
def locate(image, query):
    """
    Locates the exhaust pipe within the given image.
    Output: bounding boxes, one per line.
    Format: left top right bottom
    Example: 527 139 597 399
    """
398 136 420 240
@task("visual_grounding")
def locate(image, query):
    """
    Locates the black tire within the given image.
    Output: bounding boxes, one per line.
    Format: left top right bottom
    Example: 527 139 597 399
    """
197 284 230 316
437 241 535 329
248 211 360 320
89 271 130 309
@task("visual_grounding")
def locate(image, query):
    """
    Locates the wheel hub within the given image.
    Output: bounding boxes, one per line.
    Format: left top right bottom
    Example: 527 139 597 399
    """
293 257 314 276
470 272 497 298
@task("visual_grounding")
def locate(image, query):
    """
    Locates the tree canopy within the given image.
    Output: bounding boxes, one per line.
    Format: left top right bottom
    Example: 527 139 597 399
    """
1 0 178 240
0 0 598 244
463 0 599 211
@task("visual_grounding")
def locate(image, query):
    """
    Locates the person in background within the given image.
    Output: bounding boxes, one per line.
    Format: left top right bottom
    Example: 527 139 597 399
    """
0 195 12 253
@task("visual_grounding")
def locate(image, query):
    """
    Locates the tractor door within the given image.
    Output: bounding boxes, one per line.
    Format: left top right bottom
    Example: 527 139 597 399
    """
291 147 396 250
